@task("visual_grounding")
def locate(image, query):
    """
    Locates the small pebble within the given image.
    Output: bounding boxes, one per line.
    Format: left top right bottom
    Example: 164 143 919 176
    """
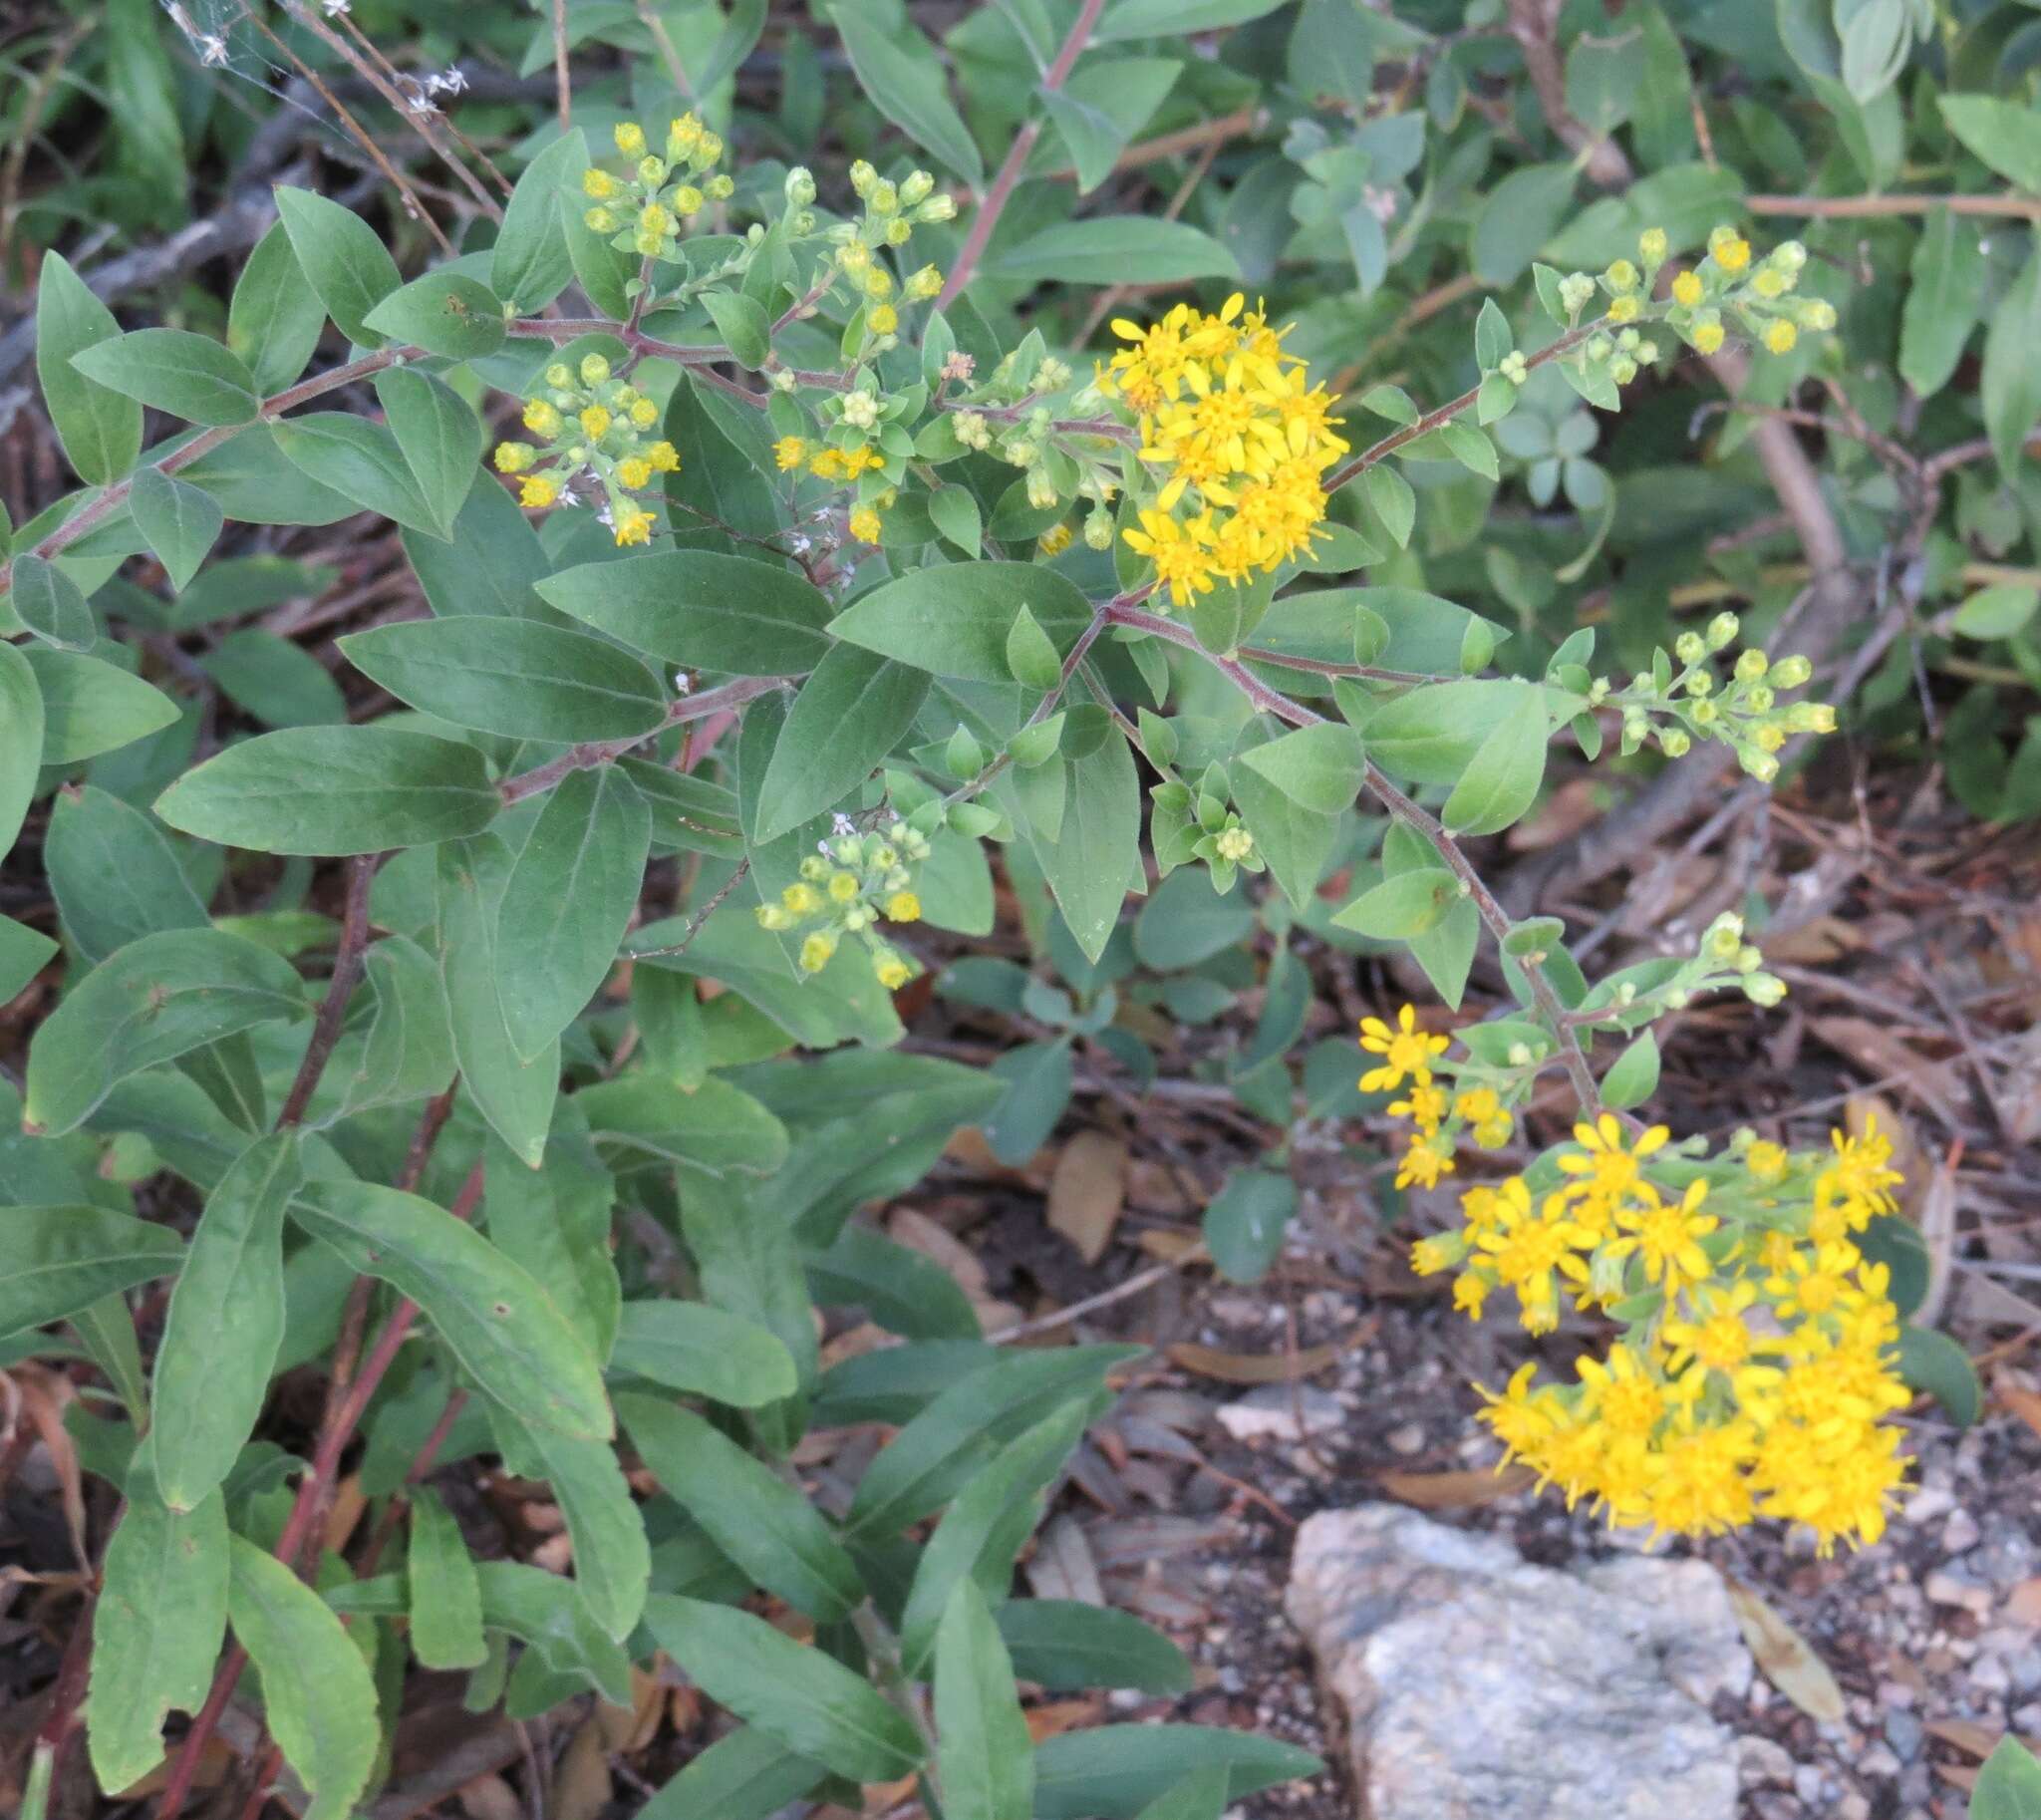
1942 1508 1982 1554
1885 1708 1924 1760
1384 1421 1425 1456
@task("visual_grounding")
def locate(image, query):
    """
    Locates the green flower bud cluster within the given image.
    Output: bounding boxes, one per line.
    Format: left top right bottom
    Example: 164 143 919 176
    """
582 117 733 260
1611 611 1834 779
1150 761 1265 894
815 163 951 352
753 816 931 988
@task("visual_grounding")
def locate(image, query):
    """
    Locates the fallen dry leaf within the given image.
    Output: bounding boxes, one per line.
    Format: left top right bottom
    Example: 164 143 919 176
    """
457 1774 525 1820
1166 1335 1351 1384
1374 1464 1533 1509
1023 1698 1106 1743
1996 1380 2041 1444
1047 1131 1128 1266
890 1206 991 1300
1817 1023 1961 1124
552 1718 612 1820
1725 1578 1846 1722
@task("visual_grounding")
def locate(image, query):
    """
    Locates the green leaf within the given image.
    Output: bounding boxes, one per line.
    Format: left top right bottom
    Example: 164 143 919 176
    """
375 368 483 538
0 642 42 858
495 764 650 1060
403 477 555 623
275 183 403 347
899 1400 1088 1668
537 551 833 675
1601 1030 1660 1111
130 465 224 594
1033 731 1138 965
846 1346 1135 1537
1032 1726 1321 1820
155 726 499 855
990 219 1240 286
1360 678 1527 786
618 1394 862 1621
826 3 984 185
1898 207 1984 400
343 616 667 743
8 553 96 650
408 1488 485 1669
1973 1734 2041 1820
1440 683 1547 835
579 1071 787 1176
488 1408 649 1640
636 1726 828 1820
1470 162 1577 287
703 291 772 370
1565 26 1646 132
1203 1167 1298 1285
753 646 929 843
228 219 326 394
227 1535 381 1820
87 1485 228 1794
330 934 456 1117
1362 464 1415 548
608 1299 799 1406
937 1582 1036 1820
995 1602 1193 1693
36 252 143 485
1982 244 2041 476
1095 0 1287 40
1238 723 1365 815
148 1132 302 1510
1474 297 1513 371
492 130 586 313
1132 867 1255 970
643 1595 926 1782
927 485 985 556
24 647 178 764
24 929 307 1136
271 414 448 539
1895 1324 1981 1426
0 917 57 1004
70 330 261 427
809 1226 982 1341
831 561 1097 684
680 1182 817 1449
292 1181 611 1439
362 271 508 361
1330 868 1458 941
1938 94 2041 194
197 628 349 729
0 1205 182 1342
1952 583 2040 642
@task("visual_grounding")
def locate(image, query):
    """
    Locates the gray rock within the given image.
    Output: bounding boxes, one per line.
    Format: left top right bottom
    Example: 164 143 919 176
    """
1885 1707 1924 1760
1286 1505 1750 1820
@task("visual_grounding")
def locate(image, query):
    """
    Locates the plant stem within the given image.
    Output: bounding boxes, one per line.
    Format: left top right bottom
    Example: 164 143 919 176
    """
497 675 789 805
1747 191 2041 222
274 853 380 1130
1102 600 1607 1116
934 0 1110 309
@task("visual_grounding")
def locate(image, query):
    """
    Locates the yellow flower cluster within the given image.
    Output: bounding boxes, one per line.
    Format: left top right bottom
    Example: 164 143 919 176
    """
1410 1109 1912 1553
1099 293 1348 609
755 816 930 988
1663 225 1837 359
582 116 733 259
493 354 677 545
1358 1005 1519 1188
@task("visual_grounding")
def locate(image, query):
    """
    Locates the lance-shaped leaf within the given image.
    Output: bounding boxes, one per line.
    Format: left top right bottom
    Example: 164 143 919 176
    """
148 1132 302 1510
577 1073 788 1177
23 928 309 1135
130 465 225 594
87 1486 228 1794
274 184 402 347
935 1581 1035 1820
0 641 45 860
70 329 262 427
537 550 834 675
154 726 499 855
375 368 482 539
226 1536 380 1820
496 764 650 1061
36 250 142 485
605 1300 799 1407
994 1602 1193 1694
1440 683 1548 836
828 562 1098 683
25 647 178 764
408 1488 485 1669
487 1406 648 1640
292 1180 610 1439
637 1725 829 1820
1031 1726 1322 1819
752 643 930 843
9 554 96 650
0 1207 184 1343
643 1595 925 1782
618 1394 861 1622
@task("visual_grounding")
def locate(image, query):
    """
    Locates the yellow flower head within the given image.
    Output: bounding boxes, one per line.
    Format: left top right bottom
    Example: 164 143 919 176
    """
869 304 899 335
1606 294 1640 325
875 953 912 991
617 457 653 490
775 436 808 470
1692 315 1725 355
1358 1004 1451 1094
1671 270 1703 308
493 441 533 473
883 891 921 923
826 870 860 904
629 398 660 429
1038 523 1074 557
1765 319 1798 354
584 167 621 199
810 448 849 481
579 405 613 442
849 506 883 543
518 474 558 508
799 931 837 974
523 398 562 438
612 503 655 546
1711 230 1752 273
646 441 680 472
614 122 647 157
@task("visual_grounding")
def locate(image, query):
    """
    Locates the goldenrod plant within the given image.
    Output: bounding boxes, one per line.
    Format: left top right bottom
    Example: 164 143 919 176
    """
1 1 2032 1815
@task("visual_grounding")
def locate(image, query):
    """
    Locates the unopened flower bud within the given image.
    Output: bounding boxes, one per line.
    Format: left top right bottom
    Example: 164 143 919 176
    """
1735 648 1768 683
1675 631 1706 664
785 165 816 206
1744 972 1787 1007
1770 654 1812 689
